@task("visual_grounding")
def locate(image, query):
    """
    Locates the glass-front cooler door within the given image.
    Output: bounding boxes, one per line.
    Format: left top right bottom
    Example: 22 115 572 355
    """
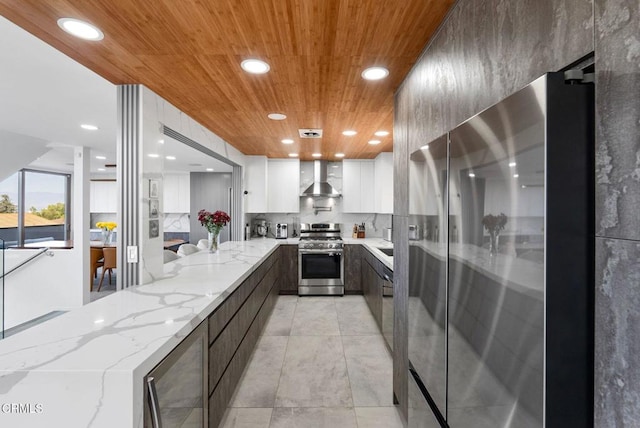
145 321 208 428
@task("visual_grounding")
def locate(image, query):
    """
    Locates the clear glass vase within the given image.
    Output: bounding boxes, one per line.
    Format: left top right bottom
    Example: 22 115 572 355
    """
102 229 113 245
489 230 499 256
208 231 220 253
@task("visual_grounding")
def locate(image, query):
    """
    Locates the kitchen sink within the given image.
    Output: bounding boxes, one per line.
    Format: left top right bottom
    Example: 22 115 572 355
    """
377 247 393 257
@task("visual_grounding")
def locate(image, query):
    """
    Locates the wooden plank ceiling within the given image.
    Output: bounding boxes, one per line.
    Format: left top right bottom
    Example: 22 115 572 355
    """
0 0 454 160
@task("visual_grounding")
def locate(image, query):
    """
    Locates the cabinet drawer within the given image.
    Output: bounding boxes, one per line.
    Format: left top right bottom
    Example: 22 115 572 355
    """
209 262 276 393
208 268 279 428
208 251 277 343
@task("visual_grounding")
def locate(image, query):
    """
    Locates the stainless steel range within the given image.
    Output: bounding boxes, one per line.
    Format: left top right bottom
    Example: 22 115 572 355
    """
298 223 344 296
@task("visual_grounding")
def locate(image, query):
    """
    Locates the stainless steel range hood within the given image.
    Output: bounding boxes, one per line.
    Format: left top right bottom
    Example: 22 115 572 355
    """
301 160 341 197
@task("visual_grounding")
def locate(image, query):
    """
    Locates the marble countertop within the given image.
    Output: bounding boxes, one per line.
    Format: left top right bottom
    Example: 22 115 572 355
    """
343 237 394 270
250 236 394 270
0 237 396 427
0 239 279 428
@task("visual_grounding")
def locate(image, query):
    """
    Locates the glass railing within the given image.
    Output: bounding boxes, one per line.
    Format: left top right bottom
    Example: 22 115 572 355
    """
1 238 4 339
1 245 61 339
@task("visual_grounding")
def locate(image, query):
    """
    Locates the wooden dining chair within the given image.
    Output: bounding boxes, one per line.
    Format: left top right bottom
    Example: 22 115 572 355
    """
90 247 104 292
98 247 117 291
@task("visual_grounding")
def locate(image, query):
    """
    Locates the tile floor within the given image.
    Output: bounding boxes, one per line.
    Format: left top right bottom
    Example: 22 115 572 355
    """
219 295 404 428
90 268 117 302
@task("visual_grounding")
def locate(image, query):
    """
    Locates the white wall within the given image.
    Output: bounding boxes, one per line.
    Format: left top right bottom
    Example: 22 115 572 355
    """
138 86 246 284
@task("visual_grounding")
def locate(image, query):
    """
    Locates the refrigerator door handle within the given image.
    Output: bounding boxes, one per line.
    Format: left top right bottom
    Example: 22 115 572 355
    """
228 187 233 241
147 376 163 428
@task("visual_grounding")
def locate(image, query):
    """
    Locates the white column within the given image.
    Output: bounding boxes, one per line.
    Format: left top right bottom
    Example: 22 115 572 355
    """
73 146 91 304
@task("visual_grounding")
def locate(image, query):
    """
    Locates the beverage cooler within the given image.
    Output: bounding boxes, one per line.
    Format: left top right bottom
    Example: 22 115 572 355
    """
408 72 594 427
145 321 208 427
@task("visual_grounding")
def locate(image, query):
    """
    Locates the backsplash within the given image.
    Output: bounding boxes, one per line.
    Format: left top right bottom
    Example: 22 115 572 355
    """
164 213 190 233
247 196 392 238
90 213 116 229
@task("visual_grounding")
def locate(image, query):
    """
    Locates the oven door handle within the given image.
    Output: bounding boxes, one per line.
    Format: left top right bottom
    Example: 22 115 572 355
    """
299 249 343 255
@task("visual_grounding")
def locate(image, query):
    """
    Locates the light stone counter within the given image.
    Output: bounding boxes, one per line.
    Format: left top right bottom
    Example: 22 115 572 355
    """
0 239 279 428
343 237 394 270
251 236 394 270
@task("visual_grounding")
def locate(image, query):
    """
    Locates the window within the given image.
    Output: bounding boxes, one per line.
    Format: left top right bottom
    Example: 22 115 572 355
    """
0 169 71 248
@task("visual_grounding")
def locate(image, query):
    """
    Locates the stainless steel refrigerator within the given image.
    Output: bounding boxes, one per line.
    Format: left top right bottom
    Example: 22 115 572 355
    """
408 72 594 427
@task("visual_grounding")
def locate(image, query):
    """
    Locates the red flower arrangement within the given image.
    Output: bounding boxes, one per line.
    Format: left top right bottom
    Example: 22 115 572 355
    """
481 213 507 233
198 209 231 234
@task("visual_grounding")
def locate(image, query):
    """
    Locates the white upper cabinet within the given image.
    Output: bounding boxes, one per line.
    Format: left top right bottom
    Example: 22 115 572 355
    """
267 159 300 213
374 152 393 214
342 160 375 213
90 180 117 213
163 173 190 213
244 156 268 213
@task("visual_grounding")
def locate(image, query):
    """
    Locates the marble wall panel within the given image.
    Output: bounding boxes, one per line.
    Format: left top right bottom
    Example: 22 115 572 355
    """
401 0 593 154
394 0 594 424
392 214 409 424
595 237 640 426
594 0 640 241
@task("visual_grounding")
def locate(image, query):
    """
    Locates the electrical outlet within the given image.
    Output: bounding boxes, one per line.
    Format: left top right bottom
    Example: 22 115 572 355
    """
127 246 138 263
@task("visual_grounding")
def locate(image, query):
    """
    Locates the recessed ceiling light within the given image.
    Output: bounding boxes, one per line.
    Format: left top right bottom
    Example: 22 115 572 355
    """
312 153 322 157
148 154 159 158
81 124 98 130
513 173 519 178
95 155 106 160
368 140 381 145
97 168 106 172
268 113 287 120
165 319 174 325
468 172 476 177
420 145 429 150
281 139 294 144
94 319 105 324
166 156 176 160
342 130 357 136
57 18 104 41
241 59 270 74
509 162 517 167
335 153 345 158
374 131 389 137
521 185 527 188
288 153 298 157
158 139 165 144
361 67 389 81
206 168 214 172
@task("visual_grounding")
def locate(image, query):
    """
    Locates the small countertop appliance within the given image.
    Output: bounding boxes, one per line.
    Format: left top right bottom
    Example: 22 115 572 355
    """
275 223 288 239
254 220 267 237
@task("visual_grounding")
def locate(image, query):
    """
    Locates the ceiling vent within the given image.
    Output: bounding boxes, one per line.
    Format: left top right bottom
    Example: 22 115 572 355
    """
298 128 323 138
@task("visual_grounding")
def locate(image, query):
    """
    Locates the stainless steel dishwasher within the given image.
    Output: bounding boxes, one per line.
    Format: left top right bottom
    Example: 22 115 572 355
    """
381 266 393 351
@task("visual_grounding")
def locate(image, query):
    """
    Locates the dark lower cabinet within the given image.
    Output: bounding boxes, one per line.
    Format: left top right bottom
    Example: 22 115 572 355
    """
207 250 280 428
344 244 362 293
361 248 383 330
278 245 298 294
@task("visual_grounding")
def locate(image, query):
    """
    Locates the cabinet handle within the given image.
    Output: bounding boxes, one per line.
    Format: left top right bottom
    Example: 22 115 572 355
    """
147 376 163 428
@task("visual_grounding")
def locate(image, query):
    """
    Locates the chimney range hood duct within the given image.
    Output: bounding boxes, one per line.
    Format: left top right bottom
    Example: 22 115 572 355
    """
301 160 341 197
